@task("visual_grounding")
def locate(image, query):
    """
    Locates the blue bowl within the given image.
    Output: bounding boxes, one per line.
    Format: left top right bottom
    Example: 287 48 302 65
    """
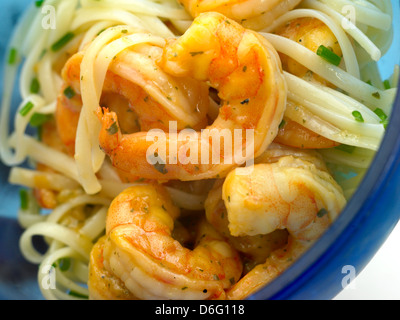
0 0 399 300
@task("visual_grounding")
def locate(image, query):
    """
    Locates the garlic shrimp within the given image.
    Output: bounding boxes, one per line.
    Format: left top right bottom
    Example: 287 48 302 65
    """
275 17 342 87
88 183 243 300
271 17 343 149
180 0 302 30
205 178 289 273
97 12 287 181
57 44 210 155
205 155 346 299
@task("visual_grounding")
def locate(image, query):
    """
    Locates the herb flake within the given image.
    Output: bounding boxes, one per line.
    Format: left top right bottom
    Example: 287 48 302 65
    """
51 32 75 52
106 121 119 135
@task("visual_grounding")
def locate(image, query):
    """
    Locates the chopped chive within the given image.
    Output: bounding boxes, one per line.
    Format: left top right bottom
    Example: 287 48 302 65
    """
279 119 286 129
8 48 17 65
335 144 356 154
63 86 76 99
19 189 29 210
35 0 45 7
68 291 88 299
19 101 34 116
316 45 342 66
30 78 40 94
58 258 71 272
383 79 391 90
374 108 390 129
29 113 52 127
374 108 388 122
51 32 75 52
37 125 43 141
240 98 250 105
352 110 364 123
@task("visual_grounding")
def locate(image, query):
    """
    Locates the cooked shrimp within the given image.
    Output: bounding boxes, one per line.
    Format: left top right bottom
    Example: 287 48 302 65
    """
62 47 209 133
275 17 342 87
274 116 340 149
271 17 343 149
214 156 346 299
205 144 330 271
181 0 302 30
88 183 243 300
97 12 287 181
57 39 210 152
205 178 288 273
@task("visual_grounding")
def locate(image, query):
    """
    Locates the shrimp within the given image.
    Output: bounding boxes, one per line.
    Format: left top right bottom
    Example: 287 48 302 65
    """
275 17 342 87
61 47 209 134
274 115 340 149
180 0 302 30
271 17 343 149
205 178 289 273
205 143 328 270
206 155 346 299
97 12 287 181
88 183 243 300
56 89 141 155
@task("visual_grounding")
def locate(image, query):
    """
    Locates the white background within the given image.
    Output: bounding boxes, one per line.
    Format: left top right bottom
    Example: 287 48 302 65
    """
334 221 400 300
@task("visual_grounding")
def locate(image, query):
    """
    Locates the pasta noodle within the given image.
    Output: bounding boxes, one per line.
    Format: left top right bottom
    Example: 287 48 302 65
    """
0 0 397 300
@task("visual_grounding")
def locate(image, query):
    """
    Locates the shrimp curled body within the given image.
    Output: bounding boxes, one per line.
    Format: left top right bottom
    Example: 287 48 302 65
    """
88 184 243 300
98 12 287 181
206 153 346 299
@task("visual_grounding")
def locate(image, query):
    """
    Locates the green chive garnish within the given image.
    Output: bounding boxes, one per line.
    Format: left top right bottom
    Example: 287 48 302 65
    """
374 108 388 122
63 86 76 99
316 45 342 66
352 111 364 123
30 78 40 94
68 291 88 299
58 258 71 272
19 101 34 116
51 32 75 52
374 108 389 129
35 0 45 7
383 80 391 90
8 48 17 65
29 113 52 127
19 189 29 210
